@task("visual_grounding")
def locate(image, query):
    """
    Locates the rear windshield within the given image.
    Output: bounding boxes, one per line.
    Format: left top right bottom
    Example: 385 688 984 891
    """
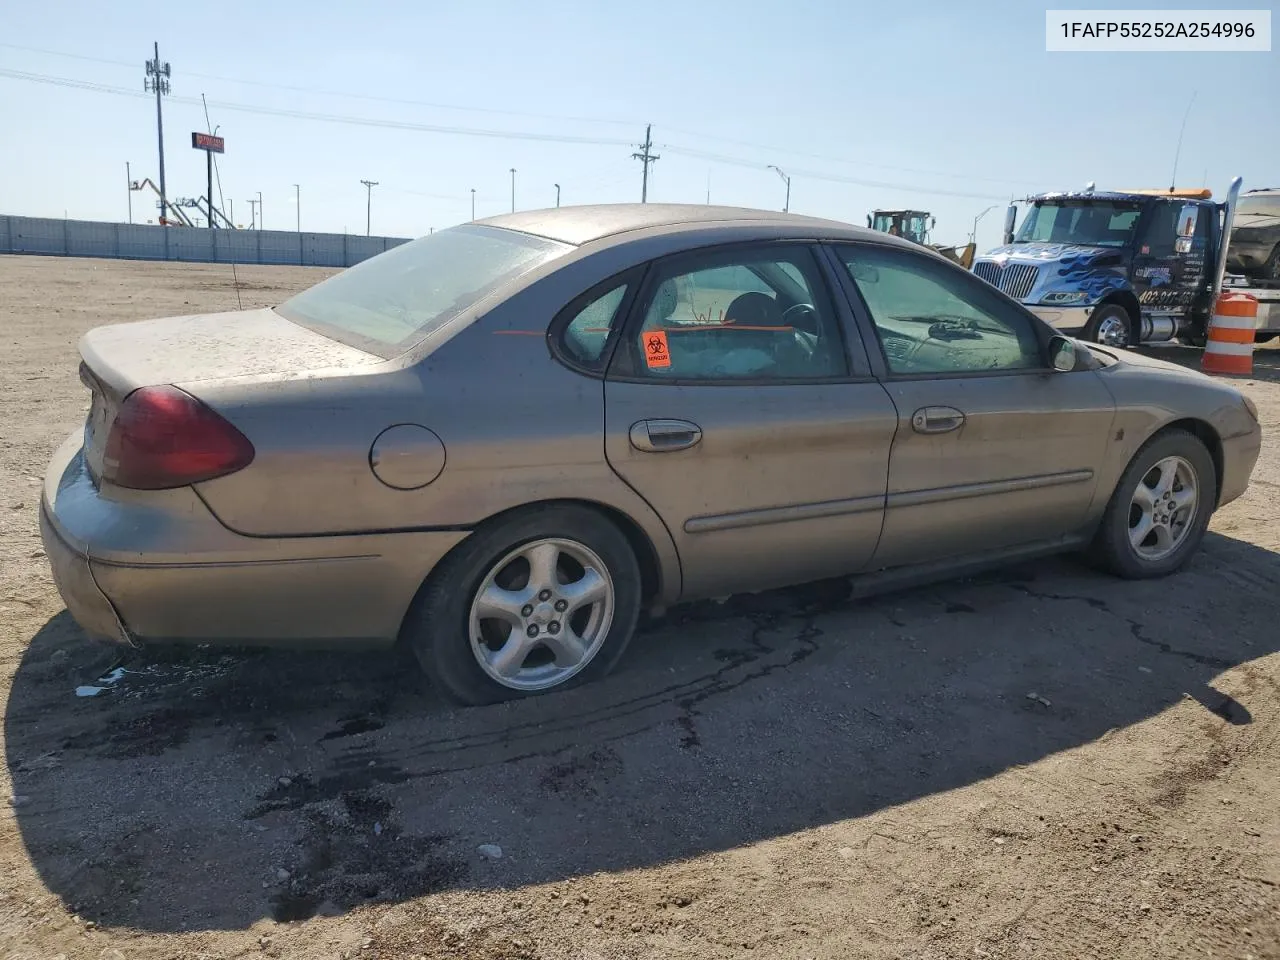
276 224 571 356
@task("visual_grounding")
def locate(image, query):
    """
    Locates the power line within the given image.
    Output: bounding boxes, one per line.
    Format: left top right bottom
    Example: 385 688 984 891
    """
0 43 1040 188
0 42 634 128
0 66 1027 203
0 68 634 147
659 144 1018 202
660 125 1041 187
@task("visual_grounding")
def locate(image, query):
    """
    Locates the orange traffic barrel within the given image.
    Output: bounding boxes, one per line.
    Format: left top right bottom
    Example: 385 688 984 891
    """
1201 292 1258 376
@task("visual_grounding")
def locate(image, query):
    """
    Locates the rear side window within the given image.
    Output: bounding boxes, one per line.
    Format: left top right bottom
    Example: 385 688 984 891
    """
558 282 632 372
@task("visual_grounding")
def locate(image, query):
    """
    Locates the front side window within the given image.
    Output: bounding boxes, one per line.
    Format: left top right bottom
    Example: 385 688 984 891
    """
276 224 571 356
837 244 1044 376
621 245 847 381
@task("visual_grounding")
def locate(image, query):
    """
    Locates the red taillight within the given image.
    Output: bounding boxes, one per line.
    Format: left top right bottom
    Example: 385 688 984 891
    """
102 385 255 490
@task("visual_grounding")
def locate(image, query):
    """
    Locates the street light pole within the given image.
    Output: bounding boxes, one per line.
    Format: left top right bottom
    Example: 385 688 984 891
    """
971 205 997 243
294 184 300 232
555 183 561 208
510 168 516 213
470 188 476 220
768 165 791 213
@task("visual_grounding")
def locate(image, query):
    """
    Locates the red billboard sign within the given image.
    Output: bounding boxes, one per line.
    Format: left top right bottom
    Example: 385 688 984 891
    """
191 132 225 154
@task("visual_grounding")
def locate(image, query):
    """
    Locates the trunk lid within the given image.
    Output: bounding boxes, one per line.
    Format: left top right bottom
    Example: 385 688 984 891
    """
77 308 381 481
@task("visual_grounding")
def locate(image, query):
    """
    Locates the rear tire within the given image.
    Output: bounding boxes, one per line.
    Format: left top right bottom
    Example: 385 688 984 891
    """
1089 429 1217 580
1083 304 1133 348
402 505 642 706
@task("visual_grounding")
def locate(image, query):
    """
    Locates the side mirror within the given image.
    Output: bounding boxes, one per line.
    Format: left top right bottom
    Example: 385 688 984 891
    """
1049 335 1079 372
1002 205 1018 245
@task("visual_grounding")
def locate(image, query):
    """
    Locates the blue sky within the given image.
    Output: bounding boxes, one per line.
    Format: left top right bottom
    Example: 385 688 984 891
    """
1 0 1275 251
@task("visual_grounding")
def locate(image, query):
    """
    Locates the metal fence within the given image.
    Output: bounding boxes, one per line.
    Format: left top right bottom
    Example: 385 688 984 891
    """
0 215 411 268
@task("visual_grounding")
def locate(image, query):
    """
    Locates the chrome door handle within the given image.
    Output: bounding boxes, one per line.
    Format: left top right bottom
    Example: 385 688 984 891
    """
629 419 703 452
911 406 966 435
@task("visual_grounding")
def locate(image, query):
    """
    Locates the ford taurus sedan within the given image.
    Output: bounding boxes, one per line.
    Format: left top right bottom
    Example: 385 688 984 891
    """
40 204 1263 705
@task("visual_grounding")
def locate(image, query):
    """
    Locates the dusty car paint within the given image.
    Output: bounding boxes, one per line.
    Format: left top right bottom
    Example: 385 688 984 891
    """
40 204 1262 656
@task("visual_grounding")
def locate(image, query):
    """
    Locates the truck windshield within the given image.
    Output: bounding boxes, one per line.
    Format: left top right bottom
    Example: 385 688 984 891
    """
1014 201 1142 248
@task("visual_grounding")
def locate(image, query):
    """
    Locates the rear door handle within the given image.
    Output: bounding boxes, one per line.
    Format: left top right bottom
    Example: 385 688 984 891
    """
911 406 966 435
629 419 703 452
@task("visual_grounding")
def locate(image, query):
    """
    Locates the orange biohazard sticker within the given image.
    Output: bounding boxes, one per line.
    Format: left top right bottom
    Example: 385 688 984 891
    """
642 330 671 368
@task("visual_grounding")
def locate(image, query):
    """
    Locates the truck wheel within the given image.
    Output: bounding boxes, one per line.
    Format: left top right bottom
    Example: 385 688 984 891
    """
1083 304 1132 347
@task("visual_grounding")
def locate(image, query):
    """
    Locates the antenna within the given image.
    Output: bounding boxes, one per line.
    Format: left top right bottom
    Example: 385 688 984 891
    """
1170 91 1197 192
143 42 172 225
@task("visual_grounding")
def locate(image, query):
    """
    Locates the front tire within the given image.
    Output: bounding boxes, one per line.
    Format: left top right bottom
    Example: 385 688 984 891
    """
403 505 642 706
1083 304 1134 348
1089 429 1217 580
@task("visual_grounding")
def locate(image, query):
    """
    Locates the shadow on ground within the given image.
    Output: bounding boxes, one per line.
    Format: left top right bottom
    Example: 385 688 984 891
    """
1135 339 1280 384
7 532 1280 932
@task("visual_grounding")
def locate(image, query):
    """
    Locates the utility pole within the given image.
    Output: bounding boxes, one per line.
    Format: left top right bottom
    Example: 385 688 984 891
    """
247 198 258 230
294 184 300 231
555 183 561 208
470 187 476 220
706 171 711 205
143 43 171 224
632 124 660 203
360 179 378 235
126 162 133 223
768 165 791 213
510 168 516 212
257 190 263 230
228 198 234 227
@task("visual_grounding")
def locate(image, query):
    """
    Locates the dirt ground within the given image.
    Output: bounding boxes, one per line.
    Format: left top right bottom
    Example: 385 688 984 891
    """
1 254 1278 960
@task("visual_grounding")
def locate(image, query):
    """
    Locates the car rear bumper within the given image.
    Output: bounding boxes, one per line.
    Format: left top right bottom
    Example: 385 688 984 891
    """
39 430 469 647
1027 304 1092 336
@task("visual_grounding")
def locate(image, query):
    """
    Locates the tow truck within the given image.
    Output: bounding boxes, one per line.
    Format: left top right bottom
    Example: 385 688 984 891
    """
970 178 1280 347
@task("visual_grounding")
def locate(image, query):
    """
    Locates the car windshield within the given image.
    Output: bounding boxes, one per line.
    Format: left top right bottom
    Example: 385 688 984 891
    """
275 224 571 356
1237 195 1280 218
1014 200 1142 248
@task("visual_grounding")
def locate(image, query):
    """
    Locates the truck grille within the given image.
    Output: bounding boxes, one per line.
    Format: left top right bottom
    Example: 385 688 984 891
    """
973 261 1040 300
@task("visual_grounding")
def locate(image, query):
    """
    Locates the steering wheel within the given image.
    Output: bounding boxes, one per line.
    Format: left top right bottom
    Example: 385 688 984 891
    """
780 302 819 334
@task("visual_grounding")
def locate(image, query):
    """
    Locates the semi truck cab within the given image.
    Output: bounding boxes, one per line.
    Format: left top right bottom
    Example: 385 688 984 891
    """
972 188 1225 347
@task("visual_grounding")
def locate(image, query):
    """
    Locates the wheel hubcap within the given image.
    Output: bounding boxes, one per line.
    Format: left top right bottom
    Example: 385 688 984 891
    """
1096 314 1128 347
468 538 615 691
1127 455 1197 562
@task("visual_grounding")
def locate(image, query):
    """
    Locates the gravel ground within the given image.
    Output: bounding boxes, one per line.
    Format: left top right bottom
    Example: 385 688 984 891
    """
1 254 1278 960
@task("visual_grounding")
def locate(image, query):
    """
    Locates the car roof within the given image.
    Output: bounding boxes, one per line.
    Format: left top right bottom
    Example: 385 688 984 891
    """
475 203 893 248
